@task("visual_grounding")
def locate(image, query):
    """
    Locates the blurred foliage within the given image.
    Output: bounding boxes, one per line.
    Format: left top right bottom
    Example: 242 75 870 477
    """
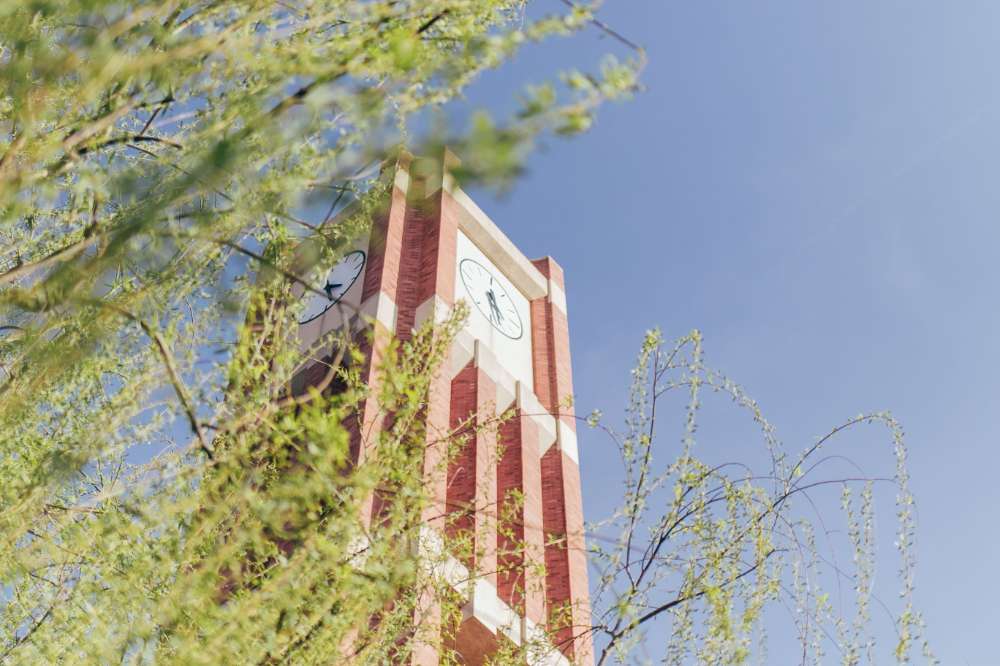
0 2 931 665
0 1 637 662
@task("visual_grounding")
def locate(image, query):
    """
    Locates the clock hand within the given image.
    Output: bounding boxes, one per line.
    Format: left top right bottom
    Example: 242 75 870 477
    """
324 281 343 300
486 289 503 324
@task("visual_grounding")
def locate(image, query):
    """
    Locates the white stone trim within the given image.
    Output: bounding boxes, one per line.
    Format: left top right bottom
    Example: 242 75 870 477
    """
417 527 473 601
393 154 412 194
402 499 573 664
417 149 456 198
450 329 477 379
556 420 579 464
412 294 452 330
417 528 521 646
359 291 397 333
547 278 568 315
472 340 516 416
495 384 516 417
516 383 558 456
451 308 562 453
524 618 572 666
457 572 570 665
464 577 522 642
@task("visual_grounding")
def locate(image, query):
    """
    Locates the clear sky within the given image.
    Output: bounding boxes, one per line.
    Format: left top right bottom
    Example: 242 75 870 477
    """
462 2 998 663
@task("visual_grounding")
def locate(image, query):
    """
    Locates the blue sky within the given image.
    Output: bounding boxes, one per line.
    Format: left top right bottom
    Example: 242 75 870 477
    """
462 2 998 662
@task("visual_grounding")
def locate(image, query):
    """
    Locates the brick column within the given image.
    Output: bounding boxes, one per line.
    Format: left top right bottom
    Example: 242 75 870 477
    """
447 361 499 586
496 384 546 627
402 180 460 665
530 257 593 665
410 353 452 666
328 158 409 661
347 158 411 526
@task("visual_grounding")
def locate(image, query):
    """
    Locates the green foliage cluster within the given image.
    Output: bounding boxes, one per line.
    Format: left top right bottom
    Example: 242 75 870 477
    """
0 1 637 662
0 2 932 665
586 330 935 665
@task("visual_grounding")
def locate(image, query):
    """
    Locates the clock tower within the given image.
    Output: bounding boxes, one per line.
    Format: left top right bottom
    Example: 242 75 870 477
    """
296 152 592 666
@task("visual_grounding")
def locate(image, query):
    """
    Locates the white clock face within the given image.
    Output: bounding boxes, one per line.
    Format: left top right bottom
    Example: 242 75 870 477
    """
458 258 523 340
299 250 366 324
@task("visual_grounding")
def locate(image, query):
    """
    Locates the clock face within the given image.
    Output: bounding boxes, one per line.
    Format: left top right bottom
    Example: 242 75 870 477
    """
299 250 366 324
458 258 523 340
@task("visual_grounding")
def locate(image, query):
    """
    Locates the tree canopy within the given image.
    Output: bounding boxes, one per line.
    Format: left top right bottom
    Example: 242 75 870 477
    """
0 2 930 664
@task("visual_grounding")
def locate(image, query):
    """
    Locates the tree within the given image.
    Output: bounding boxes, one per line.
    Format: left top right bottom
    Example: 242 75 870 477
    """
0 1 639 662
584 329 934 664
0 2 930 664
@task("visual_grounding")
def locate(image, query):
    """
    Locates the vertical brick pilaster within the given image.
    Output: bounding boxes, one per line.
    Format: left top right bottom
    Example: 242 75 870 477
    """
335 158 410 662
394 179 459 334
361 158 410 305
497 394 546 626
411 359 452 666
447 362 498 586
418 188 459 310
539 445 571 652
407 179 460 666
409 184 458 527
529 258 575 429
472 367 498 589
352 160 410 524
530 257 593 665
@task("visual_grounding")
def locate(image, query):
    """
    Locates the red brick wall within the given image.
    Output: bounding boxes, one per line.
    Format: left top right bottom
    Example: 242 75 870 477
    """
447 362 498 586
410 182 459 666
540 444 573 652
361 164 409 305
448 363 480 546
530 256 593 665
497 409 546 624
529 258 576 432
418 191 459 307
393 188 459 338
353 169 410 526
393 204 428 338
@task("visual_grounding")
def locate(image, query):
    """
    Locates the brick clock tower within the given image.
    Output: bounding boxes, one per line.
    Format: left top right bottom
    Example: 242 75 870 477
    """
295 153 592 665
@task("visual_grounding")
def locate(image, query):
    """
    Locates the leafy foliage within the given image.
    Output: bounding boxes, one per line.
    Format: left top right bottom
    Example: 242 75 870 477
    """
586 330 935 665
0 2 930 665
0 1 637 662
